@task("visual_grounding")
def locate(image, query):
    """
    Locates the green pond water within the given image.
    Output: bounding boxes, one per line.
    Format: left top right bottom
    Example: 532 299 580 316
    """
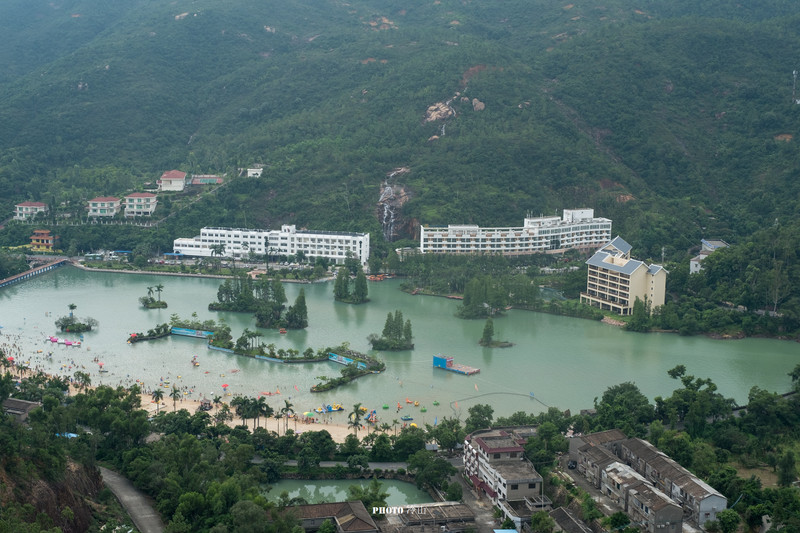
265 479 434 506
1 266 797 420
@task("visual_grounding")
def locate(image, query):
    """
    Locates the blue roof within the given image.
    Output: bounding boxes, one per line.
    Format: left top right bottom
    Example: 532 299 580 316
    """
586 250 645 275
163 252 183 256
113 250 133 254
603 236 632 255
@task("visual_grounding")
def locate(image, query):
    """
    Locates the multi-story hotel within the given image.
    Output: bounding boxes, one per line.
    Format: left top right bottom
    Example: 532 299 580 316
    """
419 209 612 255
14 201 48 221
87 197 121 218
173 225 370 265
580 236 667 315
123 193 158 217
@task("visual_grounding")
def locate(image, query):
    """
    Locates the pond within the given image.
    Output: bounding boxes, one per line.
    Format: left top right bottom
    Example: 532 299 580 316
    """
265 478 435 506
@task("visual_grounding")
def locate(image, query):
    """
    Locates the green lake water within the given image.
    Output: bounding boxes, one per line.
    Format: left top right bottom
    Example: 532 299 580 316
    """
0 266 797 420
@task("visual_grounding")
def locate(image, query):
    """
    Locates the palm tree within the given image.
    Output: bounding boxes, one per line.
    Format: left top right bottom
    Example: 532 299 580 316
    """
73 371 91 392
213 395 222 409
210 244 226 271
349 403 363 436
230 396 247 426
147 286 154 299
68 303 77 318
169 386 182 412
392 419 399 437
260 401 274 431
152 388 165 414
281 399 295 435
155 283 164 301
253 396 269 428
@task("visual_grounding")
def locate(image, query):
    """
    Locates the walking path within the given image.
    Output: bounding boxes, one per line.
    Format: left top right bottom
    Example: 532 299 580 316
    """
99 466 165 533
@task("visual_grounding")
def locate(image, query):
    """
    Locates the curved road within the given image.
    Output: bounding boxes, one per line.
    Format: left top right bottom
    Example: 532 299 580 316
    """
99 467 165 533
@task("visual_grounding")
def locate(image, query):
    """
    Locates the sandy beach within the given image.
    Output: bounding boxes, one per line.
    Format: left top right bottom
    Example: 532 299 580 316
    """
137 392 368 443
2 330 373 443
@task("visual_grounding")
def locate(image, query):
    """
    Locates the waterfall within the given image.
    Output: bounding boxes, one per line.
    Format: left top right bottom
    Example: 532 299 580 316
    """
380 185 396 241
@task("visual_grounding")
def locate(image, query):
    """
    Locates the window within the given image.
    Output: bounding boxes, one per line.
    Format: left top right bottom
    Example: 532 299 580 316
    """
511 484 518 490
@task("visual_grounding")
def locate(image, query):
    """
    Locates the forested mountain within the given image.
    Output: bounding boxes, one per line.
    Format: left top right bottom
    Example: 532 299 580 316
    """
2 0 800 261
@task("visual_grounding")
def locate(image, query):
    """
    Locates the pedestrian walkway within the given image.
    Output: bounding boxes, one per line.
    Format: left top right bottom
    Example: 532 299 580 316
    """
99 466 165 533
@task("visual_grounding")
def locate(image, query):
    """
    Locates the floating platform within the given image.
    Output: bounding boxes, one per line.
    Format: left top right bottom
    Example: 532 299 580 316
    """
433 354 480 375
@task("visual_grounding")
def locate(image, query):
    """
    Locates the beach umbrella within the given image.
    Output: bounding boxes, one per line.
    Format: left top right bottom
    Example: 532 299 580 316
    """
303 411 315 417
6 356 14 362
222 383 229 389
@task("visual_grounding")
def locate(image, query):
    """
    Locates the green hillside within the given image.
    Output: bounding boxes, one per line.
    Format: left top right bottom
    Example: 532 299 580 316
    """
1 0 800 260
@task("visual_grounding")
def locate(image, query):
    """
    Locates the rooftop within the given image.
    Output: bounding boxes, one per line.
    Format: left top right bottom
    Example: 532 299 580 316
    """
493 461 542 483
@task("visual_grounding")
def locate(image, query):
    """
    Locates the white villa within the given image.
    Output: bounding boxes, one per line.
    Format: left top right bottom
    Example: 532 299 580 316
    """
14 201 48 221
690 239 729 274
173 225 370 265
420 209 612 255
157 170 187 192
124 192 158 217
87 197 121 218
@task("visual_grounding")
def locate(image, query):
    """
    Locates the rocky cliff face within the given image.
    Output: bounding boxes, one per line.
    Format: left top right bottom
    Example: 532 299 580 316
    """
376 168 418 242
2 461 104 532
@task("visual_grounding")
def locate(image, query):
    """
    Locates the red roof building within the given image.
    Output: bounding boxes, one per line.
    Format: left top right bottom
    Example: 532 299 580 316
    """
157 170 188 191
87 197 121 217
14 201 48 221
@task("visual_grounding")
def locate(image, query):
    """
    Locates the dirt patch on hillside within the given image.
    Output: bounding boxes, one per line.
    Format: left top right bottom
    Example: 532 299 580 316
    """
774 133 793 142
736 465 778 487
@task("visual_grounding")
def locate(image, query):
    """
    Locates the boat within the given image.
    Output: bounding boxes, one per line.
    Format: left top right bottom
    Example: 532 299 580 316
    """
401 415 413 421
405 398 412 404
420 407 427 413
433 401 440 406
330 404 344 411
359 406 368 413
414 401 419 407
382 404 389 409
279 328 287 334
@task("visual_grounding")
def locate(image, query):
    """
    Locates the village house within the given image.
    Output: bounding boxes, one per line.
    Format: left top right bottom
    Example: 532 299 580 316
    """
14 201 48 221
29 229 59 252
570 432 727 527
464 426 550 529
690 239 729 274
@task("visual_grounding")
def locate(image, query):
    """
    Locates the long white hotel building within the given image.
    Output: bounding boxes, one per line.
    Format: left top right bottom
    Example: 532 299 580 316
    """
420 209 612 255
173 225 370 265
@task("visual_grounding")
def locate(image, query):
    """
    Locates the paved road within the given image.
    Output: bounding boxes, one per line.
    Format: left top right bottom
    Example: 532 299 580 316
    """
99 466 165 533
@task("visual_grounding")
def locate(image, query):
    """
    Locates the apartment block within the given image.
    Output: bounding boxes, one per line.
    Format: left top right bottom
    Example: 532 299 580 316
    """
580 236 667 315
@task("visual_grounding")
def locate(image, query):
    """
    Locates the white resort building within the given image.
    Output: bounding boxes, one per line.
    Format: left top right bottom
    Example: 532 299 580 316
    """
173 225 370 265
419 209 612 255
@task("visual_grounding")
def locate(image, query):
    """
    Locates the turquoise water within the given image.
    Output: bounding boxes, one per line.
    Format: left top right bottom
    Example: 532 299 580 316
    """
1 266 797 420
